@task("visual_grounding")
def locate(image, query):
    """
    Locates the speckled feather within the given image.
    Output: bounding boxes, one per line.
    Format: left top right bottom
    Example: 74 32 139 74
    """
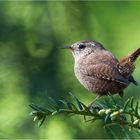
69 40 140 97
75 49 129 95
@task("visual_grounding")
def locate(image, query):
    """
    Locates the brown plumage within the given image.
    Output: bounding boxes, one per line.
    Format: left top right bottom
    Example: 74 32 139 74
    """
118 48 140 77
64 40 140 105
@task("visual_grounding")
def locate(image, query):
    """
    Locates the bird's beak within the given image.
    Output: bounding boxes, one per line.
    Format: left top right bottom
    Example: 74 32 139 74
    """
62 46 72 50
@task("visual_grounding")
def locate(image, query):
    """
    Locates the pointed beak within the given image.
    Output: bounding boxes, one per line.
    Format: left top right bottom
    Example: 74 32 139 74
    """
62 46 72 50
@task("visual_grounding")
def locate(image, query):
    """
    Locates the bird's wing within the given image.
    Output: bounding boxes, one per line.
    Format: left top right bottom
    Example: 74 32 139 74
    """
82 62 130 85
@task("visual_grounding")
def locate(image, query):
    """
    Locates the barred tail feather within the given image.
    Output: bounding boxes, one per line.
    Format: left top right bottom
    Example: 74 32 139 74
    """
130 48 140 62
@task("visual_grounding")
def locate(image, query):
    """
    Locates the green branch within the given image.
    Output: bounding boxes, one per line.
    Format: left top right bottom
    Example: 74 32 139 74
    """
29 94 140 130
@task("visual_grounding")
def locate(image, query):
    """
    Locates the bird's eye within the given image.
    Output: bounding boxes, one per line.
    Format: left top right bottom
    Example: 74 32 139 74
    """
79 44 86 49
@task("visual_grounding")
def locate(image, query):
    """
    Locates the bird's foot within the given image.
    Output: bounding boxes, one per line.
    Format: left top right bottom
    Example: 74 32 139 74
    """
86 95 101 111
87 102 95 110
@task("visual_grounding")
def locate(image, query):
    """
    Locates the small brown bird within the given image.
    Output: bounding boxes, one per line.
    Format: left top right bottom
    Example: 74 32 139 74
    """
64 40 140 106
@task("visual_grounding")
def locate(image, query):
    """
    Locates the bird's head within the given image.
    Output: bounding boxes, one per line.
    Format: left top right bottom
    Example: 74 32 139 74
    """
64 40 105 61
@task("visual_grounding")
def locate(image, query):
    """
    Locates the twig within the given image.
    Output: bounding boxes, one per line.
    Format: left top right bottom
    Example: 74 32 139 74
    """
29 94 140 131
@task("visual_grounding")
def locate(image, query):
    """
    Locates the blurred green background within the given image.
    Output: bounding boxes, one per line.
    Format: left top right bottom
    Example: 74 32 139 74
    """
0 1 140 139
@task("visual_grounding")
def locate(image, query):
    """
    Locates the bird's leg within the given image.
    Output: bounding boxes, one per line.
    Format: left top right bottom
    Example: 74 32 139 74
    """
88 95 101 109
